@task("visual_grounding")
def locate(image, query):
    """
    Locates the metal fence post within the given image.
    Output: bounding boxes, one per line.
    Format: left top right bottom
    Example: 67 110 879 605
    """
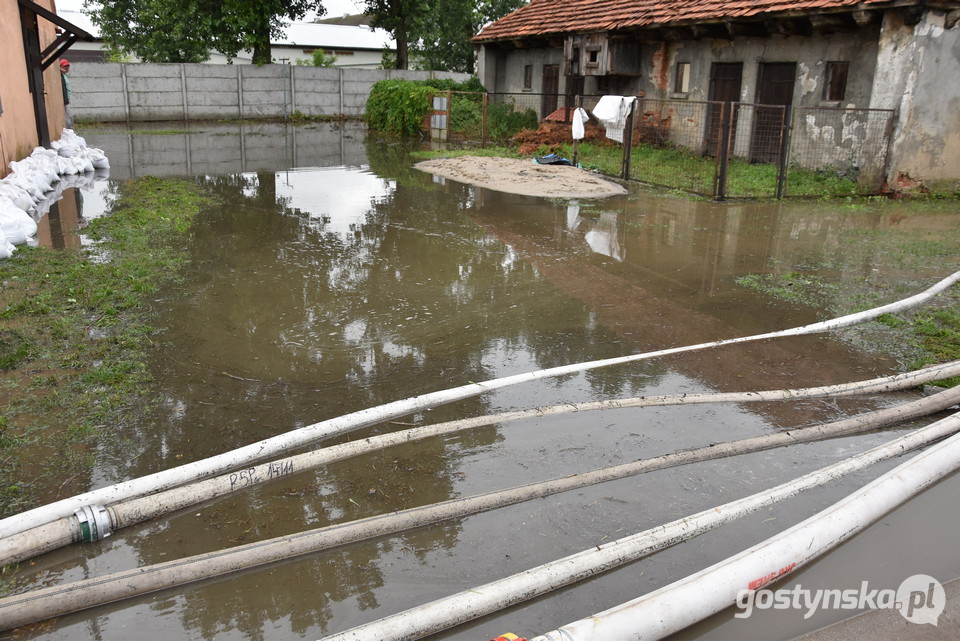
713 101 731 200
572 94 581 167
290 63 297 117
481 93 488 148
775 106 794 199
622 99 636 180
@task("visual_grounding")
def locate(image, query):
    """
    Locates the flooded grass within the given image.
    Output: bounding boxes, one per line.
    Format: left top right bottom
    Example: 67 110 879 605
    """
734 212 960 383
0 177 215 517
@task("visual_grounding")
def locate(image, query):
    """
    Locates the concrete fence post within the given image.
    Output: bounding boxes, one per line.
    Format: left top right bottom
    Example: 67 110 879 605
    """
290 64 297 116
339 67 344 116
180 63 188 122
237 65 244 120
120 63 131 125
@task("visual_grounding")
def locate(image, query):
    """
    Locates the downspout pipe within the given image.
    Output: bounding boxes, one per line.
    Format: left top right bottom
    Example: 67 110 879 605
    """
2 364 958 566
2 395 960 630
2 271 957 541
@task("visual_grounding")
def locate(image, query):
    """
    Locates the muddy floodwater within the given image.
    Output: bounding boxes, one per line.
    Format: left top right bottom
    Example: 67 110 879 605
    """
9 122 960 641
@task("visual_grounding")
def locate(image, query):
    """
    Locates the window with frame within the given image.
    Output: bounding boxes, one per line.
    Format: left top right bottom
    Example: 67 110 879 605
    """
824 61 849 101
674 62 691 93
523 65 533 90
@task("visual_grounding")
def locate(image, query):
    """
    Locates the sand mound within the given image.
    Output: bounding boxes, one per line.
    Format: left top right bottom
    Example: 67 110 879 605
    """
414 156 627 199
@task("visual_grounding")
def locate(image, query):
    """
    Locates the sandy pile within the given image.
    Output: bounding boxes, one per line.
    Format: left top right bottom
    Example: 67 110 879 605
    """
414 155 628 199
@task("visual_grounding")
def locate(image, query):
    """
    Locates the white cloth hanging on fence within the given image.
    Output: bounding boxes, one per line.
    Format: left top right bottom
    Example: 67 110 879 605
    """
571 107 590 140
592 95 636 143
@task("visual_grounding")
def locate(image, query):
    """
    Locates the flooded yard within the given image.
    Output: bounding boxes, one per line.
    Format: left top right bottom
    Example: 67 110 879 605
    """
7 122 960 641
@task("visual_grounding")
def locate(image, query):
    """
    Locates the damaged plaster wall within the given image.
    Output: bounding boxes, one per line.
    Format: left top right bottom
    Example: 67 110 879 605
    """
872 9 960 191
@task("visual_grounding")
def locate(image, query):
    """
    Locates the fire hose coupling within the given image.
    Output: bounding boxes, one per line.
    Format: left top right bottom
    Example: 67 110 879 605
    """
74 504 113 543
489 634 526 641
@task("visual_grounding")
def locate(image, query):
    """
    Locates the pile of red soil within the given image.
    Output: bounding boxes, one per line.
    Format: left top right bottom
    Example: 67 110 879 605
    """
512 120 610 155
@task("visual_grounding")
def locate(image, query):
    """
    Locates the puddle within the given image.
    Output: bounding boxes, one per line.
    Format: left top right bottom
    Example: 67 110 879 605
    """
9 122 960 641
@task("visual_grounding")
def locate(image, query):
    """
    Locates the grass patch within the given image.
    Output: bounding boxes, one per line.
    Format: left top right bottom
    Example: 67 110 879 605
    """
423 134 863 199
0 176 215 518
735 218 960 387
734 272 841 306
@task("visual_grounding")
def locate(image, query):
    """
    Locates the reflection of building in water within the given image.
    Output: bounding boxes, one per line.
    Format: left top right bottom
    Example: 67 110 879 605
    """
33 182 87 250
469 188 909 429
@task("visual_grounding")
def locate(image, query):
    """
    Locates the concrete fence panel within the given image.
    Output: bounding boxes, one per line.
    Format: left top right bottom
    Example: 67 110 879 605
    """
70 62 471 123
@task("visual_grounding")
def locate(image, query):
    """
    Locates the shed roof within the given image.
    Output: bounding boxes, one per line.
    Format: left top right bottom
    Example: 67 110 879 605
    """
473 0 915 42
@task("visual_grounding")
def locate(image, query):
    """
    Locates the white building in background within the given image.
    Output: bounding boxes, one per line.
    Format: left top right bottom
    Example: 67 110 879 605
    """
55 0 394 68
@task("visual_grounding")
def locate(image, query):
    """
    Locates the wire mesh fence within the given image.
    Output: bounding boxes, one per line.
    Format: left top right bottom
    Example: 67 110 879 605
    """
618 99 894 199
439 92 896 200
786 107 896 197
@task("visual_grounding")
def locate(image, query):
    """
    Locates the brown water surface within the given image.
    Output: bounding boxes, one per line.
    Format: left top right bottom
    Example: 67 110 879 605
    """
10 122 960 641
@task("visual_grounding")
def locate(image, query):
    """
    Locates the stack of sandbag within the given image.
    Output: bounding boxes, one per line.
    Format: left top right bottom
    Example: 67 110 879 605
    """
0 128 109 259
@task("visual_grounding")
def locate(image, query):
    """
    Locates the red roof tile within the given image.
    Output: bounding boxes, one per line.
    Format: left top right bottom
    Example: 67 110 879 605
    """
474 0 904 42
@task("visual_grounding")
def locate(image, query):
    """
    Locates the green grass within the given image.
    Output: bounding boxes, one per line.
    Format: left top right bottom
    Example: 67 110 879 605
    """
736 237 960 387
423 131 865 199
0 176 215 518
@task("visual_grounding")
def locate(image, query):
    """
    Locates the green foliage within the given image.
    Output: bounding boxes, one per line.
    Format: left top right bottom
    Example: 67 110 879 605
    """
84 0 212 62
84 0 325 64
365 79 433 136
487 102 538 140
363 0 421 68
363 0 523 71
365 78 486 137
380 47 397 70
449 95 483 134
296 50 336 66
311 49 337 67
409 0 525 73
422 77 486 92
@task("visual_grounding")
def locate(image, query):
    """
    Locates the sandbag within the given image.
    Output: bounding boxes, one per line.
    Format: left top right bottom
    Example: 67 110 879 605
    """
0 200 38 245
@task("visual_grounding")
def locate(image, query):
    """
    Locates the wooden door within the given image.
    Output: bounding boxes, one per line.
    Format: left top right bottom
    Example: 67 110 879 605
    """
705 62 742 156
751 62 796 163
541 65 559 118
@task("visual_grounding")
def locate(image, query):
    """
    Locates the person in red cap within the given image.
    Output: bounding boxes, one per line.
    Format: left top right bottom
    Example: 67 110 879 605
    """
60 59 73 129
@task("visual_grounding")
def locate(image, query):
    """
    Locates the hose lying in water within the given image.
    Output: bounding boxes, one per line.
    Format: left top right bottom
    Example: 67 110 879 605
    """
320 410 960 641
2 362 959 567
2 386 959 631
2 270 958 542
530 419 960 641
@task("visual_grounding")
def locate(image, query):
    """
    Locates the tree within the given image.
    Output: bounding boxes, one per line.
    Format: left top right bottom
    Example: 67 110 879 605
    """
412 0 524 73
361 0 426 70
84 0 212 63
362 0 524 72
84 0 326 65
